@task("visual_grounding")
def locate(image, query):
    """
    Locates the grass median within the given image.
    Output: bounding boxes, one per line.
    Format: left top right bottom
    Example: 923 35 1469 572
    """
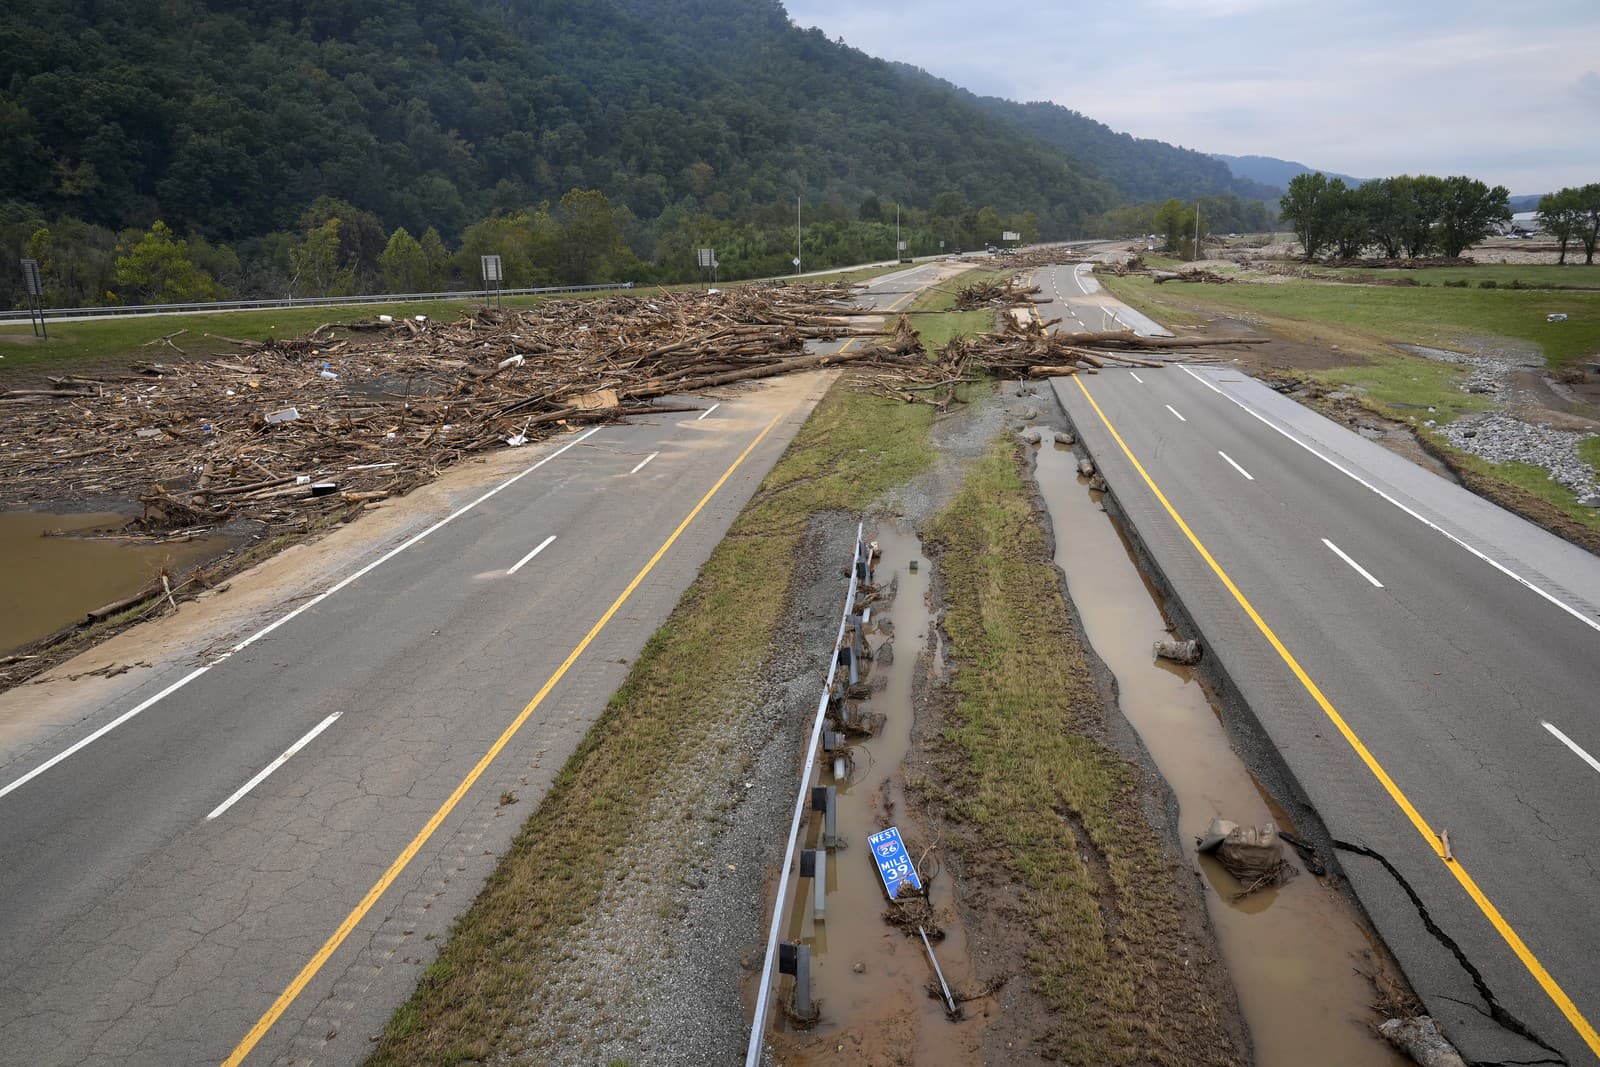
366 381 936 1066
924 438 1241 1066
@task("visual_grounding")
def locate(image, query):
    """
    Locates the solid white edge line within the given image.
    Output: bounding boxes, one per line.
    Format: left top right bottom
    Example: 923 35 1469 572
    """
1218 450 1255 481
697 403 720 421
1542 721 1600 776
206 712 342 820
1322 537 1385 588
0 426 602 803
1165 404 1187 422
1179 365 1600 636
507 535 557 575
1129 371 1145 384
628 452 659 475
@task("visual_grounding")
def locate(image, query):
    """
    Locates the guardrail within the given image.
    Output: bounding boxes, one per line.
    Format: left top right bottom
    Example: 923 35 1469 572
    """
0 282 634 323
744 523 871 1065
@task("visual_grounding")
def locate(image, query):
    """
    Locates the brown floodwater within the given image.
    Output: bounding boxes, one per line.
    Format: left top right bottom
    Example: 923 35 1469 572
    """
777 523 985 1064
0 511 229 656
1031 440 1408 1066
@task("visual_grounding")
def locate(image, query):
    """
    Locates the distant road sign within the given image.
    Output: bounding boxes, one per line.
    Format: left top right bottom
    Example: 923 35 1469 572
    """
792 257 801 268
1002 230 1021 242
867 826 921 899
897 240 906 251
20 258 42 296
480 255 503 283
697 248 715 268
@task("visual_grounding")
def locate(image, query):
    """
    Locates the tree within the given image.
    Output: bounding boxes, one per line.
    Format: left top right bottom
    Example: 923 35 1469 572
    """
379 227 429 292
1433 175 1510 257
1402 175 1448 258
1576 183 1600 266
1537 188 1584 264
289 218 354 297
113 221 221 303
858 194 882 222
1279 173 1335 260
1325 179 1369 259
419 227 451 289
555 189 635 284
1363 177 1413 259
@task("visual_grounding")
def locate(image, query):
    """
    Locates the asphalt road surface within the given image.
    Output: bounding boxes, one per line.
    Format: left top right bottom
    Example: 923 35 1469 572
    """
1029 261 1172 337
0 264 936 1067
1052 363 1600 1064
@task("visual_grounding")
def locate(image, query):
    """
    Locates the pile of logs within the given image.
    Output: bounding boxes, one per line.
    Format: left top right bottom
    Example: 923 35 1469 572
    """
0 283 917 531
946 316 1266 379
951 278 1046 310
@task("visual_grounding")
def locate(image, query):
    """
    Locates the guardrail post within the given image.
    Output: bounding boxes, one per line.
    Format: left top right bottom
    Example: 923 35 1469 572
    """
812 785 837 848
800 848 827 921
779 943 812 1019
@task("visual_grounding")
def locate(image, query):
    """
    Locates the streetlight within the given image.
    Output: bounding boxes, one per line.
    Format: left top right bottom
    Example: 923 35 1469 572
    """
795 193 802 275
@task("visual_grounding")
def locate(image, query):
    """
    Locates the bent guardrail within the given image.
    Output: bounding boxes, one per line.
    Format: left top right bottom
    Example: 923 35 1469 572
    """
744 523 871 1064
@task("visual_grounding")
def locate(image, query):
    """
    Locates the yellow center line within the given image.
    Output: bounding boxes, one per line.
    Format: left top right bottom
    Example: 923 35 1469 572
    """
1069 374 1600 1059
221 408 788 1066
837 274 924 355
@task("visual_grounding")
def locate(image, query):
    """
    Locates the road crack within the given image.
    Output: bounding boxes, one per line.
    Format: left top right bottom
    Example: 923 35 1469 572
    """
1332 838 1568 1066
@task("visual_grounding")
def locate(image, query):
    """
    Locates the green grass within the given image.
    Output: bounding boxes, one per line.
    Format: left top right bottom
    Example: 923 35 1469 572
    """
894 265 1011 351
1580 435 1600 474
1324 262 1600 289
364 382 936 1066
1101 272 1600 369
1314 355 1494 425
924 438 1243 1066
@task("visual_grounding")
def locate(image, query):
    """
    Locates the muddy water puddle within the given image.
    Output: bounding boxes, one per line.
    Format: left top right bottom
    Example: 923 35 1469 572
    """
776 524 984 1065
1032 440 1407 1066
0 511 229 655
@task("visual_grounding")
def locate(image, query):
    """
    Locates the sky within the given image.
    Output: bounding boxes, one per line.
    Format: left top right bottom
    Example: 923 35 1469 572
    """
781 0 1600 194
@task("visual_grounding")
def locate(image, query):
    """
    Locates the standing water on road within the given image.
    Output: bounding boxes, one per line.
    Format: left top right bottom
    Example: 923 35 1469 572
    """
1031 439 1409 1067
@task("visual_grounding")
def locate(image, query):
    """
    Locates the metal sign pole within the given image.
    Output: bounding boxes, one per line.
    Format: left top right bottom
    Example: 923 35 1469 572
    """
20 259 46 339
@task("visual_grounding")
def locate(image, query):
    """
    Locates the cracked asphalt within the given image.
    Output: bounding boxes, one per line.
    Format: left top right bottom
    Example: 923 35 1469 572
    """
1052 365 1600 1065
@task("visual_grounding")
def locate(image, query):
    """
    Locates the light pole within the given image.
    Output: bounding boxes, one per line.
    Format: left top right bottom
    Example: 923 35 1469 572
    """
896 202 900 262
795 193 802 275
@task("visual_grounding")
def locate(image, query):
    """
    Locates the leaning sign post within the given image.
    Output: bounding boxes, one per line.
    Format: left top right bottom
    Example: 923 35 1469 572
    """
480 254 503 309
19 258 46 338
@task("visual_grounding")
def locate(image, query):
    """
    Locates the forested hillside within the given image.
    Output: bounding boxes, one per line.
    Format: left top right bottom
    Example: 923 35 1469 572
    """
1 0 1272 306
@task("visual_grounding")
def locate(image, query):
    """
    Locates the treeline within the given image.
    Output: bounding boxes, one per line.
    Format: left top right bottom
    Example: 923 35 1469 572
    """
1536 186 1600 264
2 189 1040 309
1279 173 1513 261
1084 194 1276 249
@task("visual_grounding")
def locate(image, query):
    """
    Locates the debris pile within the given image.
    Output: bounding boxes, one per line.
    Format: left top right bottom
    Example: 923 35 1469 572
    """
0 284 903 530
950 277 1046 310
999 247 1095 270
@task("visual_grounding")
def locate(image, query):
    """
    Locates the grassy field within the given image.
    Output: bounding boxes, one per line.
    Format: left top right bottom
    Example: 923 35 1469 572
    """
1101 272 1600 369
1324 262 1600 289
925 438 1242 1065
900 265 1011 351
365 382 937 1065
1317 355 1494 425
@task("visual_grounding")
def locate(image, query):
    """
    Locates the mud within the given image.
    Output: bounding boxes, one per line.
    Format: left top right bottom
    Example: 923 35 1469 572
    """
1030 441 1410 1067
773 523 987 1065
0 510 230 656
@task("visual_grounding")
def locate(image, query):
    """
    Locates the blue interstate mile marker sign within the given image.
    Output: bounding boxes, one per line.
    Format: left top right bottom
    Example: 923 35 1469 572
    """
867 826 922 899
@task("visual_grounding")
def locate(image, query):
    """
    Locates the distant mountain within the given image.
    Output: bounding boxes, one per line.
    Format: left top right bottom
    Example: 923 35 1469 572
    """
1210 154 1365 192
881 65 1279 204
1508 194 1547 213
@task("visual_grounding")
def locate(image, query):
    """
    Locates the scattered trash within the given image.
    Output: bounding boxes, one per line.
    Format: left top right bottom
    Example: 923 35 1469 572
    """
505 417 533 447
497 354 526 370
1547 313 1568 323
378 314 393 323
318 363 338 381
308 482 338 497
263 407 300 425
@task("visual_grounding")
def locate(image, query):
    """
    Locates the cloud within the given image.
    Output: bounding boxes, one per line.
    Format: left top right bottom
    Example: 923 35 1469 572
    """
1577 71 1600 112
781 0 1600 190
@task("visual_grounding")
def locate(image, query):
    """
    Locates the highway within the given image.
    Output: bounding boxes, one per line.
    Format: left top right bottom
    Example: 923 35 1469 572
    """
1050 361 1600 1064
0 262 941 1066
1030 260 1172 337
